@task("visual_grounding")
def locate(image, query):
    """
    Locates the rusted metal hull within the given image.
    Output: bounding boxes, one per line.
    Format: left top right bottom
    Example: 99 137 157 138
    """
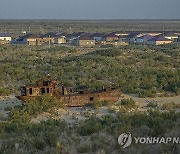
17 89 120 107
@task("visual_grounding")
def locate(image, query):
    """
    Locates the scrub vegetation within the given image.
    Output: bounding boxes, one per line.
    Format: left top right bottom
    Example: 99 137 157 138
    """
0 110 179 153
0 44 179 97
0 33 180 153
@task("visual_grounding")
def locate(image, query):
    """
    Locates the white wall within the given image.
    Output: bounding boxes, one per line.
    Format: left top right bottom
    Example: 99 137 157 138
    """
0 36 11 41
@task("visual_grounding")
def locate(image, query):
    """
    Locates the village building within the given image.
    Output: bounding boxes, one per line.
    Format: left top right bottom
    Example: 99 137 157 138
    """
178 35 180 42
118 35 128 42
11 34 42 45
125 32 142 44
54 34 66 44
54 36 66 44
161 32 179 42
26 34 42 46
147 36 172 45
114 41 129 46
104 33 119 42
113 31 129 37
54 32 68 44
66 32 86 44
135 35 154 44
77 36 95 47
90 33 105 41
0 33 12 44
41 32 57 44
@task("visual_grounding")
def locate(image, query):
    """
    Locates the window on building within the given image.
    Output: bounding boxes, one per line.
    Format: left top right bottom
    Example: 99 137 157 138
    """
47 88 50 94
41 88 46 94
90 97 94 101
29 88 33 95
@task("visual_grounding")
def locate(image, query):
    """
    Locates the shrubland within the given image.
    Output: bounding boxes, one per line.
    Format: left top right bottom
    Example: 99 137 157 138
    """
0 110 179 153
0 44 179 97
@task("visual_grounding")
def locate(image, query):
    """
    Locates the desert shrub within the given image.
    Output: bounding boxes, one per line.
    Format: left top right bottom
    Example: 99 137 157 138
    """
4 106 12 111
33 138 46 150
0 88 11 96
9 95 63 122
162 102 180 110
77 141 92 153
85 101 107 109
77 117 102 136
101 115 115 126
147 102 158 108
139 89 157 98
120 98 137 109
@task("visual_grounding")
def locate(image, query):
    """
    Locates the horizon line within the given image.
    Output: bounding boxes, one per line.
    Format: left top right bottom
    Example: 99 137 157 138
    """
0 19 180 21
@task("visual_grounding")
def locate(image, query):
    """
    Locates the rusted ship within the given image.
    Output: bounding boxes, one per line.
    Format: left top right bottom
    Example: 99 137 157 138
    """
17 79 120 107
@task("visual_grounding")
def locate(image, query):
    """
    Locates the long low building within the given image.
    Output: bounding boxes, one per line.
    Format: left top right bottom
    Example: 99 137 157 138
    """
0 33 12 44
147 36 172 45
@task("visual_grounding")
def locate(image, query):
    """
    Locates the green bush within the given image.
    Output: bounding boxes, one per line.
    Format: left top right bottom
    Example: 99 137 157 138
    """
77 117 102 136
147 102 158 108
0 88 11 96
120 98 137 109
162 102 180 110
9 95 63 122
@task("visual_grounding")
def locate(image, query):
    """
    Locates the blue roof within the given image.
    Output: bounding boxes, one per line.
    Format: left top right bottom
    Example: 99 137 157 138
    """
148 36 171 42
126 32 140 39
0 33 11 37
137 35 153 40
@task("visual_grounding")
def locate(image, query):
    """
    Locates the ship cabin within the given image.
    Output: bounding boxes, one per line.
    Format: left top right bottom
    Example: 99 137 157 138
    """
20 80 58 97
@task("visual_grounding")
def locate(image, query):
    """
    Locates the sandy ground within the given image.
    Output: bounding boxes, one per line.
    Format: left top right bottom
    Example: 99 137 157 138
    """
31 107 115 124
0 94 180 123
121 94 180 107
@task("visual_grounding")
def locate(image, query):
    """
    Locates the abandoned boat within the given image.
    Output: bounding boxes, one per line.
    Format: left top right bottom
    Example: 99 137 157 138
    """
17 80 120 107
